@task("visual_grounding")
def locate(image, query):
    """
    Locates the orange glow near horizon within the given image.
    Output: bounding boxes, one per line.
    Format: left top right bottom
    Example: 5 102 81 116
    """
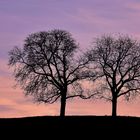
0 61 140 118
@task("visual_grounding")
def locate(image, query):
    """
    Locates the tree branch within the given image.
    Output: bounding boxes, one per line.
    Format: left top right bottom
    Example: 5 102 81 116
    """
52 55 64 85
117 88 140 98
66 60 89 80
66 93 97 99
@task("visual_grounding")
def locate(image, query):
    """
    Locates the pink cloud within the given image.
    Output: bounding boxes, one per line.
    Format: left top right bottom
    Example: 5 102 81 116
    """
0 59 11 74
126 2 140 11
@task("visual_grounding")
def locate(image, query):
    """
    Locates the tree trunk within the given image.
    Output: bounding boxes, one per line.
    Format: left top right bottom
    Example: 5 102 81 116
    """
112 95 117 117
60 91 67 117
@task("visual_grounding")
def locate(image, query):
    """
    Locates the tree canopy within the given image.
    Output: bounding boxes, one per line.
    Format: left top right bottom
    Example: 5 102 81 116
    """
8 29 92 117
86 34 140 116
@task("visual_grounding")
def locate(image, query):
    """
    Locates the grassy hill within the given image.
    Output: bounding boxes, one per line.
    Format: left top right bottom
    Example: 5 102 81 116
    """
0 116 139 138
0 115 140 129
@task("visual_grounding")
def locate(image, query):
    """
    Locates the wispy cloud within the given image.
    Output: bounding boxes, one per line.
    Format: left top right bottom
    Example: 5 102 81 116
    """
126 1 140 11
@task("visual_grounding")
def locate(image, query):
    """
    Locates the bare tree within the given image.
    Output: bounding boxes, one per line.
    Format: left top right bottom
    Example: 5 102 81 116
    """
86 34 140 117
8 29 92 117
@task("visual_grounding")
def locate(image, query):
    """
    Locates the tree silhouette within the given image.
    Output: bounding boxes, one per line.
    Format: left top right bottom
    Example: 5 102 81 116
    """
86 35 140 117
8 29 92 117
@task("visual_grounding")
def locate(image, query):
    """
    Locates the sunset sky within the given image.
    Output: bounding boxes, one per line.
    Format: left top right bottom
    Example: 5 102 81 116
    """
0 0 140 118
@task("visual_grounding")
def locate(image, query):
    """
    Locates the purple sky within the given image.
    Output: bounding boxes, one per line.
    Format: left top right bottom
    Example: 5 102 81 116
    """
0 0 140 117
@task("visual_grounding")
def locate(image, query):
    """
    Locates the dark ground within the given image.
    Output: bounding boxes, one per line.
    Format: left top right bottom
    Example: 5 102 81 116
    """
0 116 139 138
